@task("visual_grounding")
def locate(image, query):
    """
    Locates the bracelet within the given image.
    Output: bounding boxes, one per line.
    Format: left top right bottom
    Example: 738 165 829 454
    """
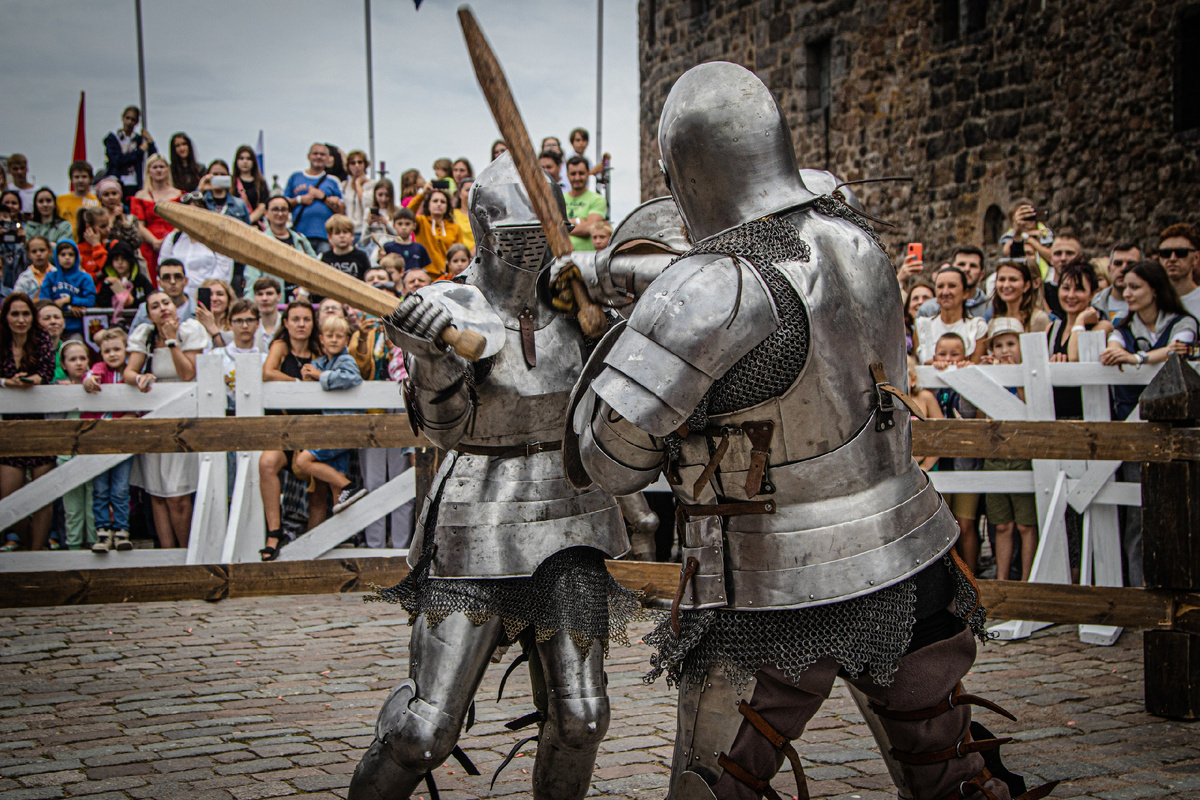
1071 325 1087 333
0 378 6 388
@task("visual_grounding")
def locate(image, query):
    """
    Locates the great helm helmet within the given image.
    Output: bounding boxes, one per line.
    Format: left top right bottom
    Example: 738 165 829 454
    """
658 61 814 242
469 151 566 274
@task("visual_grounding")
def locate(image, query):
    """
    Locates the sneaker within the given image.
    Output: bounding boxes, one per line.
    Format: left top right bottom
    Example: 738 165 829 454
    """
2 540 19 552
92 530 113 554
333 487 368 514
113 530 133 551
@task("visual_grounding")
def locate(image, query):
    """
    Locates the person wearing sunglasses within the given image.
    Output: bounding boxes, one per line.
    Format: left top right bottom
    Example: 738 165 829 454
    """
127 259 193 332
1157 223 1200 319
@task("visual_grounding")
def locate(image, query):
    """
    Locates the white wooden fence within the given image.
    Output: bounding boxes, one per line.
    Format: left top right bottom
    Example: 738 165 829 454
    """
0 335 1177 647
0 354 416 572
916 331 1165 645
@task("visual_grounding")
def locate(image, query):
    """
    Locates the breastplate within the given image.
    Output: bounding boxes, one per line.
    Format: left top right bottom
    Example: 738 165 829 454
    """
458 314 587 447
673 210 957 611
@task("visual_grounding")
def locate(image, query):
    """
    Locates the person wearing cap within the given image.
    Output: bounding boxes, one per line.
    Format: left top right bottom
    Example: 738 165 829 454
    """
980 315 1040 582
96 240 154 319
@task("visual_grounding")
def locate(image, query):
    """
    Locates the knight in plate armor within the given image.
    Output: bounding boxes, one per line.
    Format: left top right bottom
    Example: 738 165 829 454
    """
565 62 1056 800
347 153 641 800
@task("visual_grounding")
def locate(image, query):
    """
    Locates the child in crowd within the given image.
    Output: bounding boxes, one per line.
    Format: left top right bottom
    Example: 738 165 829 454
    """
96 240 154 315
76 206 112 278
444 243 471 279
56 160 99 238
253 276 282 352
57 341 97 550
591 220 613 251
981 317 1038 581
83 328 135 552
40 240 95 340
321 214 371 282
906 354 944 472
930 331 984 573
13 236 52 300
294 316 367 521
378 253 405 289
382 208 431 275
401 268 431 295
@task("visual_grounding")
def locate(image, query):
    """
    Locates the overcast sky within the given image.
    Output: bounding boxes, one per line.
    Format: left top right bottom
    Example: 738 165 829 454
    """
1 0 642 217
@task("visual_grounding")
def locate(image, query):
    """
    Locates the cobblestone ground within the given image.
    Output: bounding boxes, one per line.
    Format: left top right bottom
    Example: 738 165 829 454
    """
1 594 1198 800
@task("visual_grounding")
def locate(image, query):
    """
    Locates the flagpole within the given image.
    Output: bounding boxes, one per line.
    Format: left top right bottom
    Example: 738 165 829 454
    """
135 0 148 130
364 0 377 179
595 0 603 168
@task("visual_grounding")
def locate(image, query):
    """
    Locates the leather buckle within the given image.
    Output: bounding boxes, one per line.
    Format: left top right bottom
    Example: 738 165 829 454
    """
870 360 896 432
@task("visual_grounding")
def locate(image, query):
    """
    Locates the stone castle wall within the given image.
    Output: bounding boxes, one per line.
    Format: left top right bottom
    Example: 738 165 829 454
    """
639 0 1200 262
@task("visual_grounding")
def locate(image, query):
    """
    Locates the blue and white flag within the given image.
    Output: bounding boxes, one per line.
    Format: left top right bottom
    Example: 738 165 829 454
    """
254 130 264 173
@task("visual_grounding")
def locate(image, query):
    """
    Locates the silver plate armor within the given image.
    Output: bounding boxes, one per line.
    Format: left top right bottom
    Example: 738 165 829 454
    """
388 153 628 579
568 60 959 613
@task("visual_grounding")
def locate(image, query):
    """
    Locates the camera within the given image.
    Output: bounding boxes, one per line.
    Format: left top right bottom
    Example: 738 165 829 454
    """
211 175 232 189
431 178 452 191
0 220 20 244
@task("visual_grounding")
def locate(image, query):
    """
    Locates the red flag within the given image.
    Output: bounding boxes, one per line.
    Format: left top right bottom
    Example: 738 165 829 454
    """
72 92 87 162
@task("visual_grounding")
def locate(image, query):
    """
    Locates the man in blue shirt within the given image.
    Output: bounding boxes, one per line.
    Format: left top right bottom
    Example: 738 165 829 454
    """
284 143 344 256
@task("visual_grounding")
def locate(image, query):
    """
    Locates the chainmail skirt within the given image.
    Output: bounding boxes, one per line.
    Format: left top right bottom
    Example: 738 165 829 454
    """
644 555 988 693
371 546 645 657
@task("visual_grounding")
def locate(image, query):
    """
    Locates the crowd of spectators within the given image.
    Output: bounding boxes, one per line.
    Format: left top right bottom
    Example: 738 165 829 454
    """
901 200 1199 586
1 104 611 557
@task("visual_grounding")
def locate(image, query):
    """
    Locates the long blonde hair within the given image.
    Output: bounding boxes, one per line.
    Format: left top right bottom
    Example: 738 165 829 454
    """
142 152 175 190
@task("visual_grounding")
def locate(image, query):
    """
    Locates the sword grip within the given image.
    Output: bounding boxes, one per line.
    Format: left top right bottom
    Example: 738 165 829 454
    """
440 326 486 362
570 278 607 338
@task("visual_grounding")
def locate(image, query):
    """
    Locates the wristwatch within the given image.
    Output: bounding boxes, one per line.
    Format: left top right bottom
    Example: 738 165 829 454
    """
166 339 178 349
1136 352 1147 365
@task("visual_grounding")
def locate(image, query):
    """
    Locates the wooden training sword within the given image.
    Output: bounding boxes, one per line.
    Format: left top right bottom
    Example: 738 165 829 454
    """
457 5 607 338
155 201 486 361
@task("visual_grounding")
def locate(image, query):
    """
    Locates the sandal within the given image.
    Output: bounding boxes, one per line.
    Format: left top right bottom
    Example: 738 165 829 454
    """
260 531 283 562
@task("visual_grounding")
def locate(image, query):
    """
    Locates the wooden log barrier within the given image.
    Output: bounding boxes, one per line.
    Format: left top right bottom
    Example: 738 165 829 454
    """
1140 355 1200 719
1 558 1199 638
2 416 1199 461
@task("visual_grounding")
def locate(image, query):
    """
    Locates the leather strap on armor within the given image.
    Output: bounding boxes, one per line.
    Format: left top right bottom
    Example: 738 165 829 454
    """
869 682 1017 723
454 440 563 457
518 308 537 367
870 360 925 432
736 700 809 800
890 728 1011 766
939 767 1060 800
742 421 774 498
679 499 776 517
692 432 732 501
670 557 700 636
716 753 784 800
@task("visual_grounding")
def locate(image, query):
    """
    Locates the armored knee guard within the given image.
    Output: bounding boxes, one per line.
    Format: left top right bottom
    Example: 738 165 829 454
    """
348 679 460 800
531 680 611 800
666 670 759 799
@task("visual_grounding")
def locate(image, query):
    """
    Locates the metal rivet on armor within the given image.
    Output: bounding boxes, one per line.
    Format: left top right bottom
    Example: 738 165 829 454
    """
717 595 723 599
809 594 815 600
869 580 875 585
678 300 685 306
424 751 432 759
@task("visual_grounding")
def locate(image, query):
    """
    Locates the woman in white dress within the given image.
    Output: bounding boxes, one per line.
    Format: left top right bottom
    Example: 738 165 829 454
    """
124 291 207 548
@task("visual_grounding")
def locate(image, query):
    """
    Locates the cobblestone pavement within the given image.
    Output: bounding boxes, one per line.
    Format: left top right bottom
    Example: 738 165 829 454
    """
1 594 1198 800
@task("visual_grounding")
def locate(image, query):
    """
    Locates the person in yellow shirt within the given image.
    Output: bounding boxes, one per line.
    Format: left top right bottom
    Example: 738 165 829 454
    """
406 184 464 278
56 161 99 238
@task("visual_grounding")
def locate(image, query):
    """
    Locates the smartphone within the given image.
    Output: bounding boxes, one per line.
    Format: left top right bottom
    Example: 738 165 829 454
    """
370 207 380 218
18 375 35 384
211 175 232 189
1010 240 1026 259
197 287 212 309
431 178 452 190
906 242 923 263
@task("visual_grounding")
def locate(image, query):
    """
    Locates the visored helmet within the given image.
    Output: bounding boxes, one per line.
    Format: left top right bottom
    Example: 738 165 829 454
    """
469 151 566 273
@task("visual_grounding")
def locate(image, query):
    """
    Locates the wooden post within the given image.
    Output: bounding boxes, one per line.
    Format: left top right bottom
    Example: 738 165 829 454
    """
1140 354 1200 718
